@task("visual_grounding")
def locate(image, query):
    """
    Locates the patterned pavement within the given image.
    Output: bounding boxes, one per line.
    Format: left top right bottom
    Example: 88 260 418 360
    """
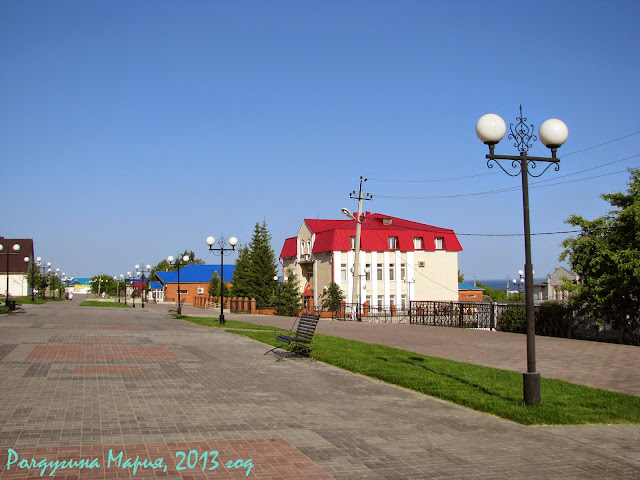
0 300 638 479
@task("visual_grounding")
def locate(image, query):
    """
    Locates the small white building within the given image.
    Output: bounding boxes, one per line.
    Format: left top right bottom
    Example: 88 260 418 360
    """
280 213 462 309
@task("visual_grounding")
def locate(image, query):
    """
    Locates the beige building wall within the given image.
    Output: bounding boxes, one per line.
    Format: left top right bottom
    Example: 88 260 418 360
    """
283 220 459 307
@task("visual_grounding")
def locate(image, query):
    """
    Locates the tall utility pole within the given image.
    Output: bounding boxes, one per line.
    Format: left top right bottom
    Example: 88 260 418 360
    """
349 177 372 306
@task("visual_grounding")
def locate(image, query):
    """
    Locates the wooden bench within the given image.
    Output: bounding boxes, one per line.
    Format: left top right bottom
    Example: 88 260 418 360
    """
265 313 320 358
166 300 185 317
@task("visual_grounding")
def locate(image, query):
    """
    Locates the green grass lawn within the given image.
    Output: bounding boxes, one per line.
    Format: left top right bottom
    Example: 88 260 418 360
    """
221 328 640 426
178 315 280 331
0 296 60 313
79 300 131 308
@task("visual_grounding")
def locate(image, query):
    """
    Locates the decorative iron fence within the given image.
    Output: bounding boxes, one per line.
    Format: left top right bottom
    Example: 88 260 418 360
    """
328 300 639 346
409 301 500 329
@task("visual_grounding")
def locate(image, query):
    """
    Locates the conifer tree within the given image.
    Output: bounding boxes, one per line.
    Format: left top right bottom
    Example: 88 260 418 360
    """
231 244 252 298
275 268 302 316
248 220 278 308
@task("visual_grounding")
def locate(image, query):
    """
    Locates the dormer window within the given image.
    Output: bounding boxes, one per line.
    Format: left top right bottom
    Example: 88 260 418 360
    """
435 237 444 250
350 237 356 249
388 236 399 249
413 237 424 249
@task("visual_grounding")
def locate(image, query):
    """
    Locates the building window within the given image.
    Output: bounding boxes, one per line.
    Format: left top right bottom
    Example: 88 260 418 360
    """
390 295 395 306
414 237 424 249
350 237 356 249
178 290 188 295
435 237 444 250
365 295 371 305
401 294 406 310
377 264 383 281
340 264 347 282
388 236 399 249
365 264 371 281
389 263 395 281
400 263 406 281
377 295 383 308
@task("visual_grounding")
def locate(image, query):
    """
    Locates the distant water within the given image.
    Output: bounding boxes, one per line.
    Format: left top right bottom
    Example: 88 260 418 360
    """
475 278 544 291
475 279 510 291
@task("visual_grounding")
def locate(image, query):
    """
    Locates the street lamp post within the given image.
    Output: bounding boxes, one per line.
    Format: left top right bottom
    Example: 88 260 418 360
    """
168 255 190 314
125 272 132 306
0 243 21 305
135 264 151 308
205 235 238 325
476 105 568 405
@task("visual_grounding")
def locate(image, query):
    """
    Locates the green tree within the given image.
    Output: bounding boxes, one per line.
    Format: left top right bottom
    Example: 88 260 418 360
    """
275 269 302 316
321 282 345 312
476 282 511 302
208 271 229 298
89 274 113 296
231 244 252 298
458 270 465 283
151 249 205 278
560 167 640 334
248 221 278 308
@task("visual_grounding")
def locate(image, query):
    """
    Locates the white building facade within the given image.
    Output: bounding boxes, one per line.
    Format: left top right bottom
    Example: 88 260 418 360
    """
280 213 462 309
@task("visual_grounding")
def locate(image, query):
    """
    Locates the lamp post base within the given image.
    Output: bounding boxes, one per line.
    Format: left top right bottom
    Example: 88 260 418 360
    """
523 372 541 406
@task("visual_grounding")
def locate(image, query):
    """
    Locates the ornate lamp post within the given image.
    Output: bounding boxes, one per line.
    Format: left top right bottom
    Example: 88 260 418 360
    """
476 105 568 405
205 235 238 325
0 243 20 305
115 274 124 302
135 264 151 308
168 255 190 315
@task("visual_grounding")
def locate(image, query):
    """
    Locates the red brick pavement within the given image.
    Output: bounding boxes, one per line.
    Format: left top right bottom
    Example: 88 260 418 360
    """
26 345 179 361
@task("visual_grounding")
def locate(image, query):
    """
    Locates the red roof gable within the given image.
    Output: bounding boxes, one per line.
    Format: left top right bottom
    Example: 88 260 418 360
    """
280 213 462 258
280 237 298 258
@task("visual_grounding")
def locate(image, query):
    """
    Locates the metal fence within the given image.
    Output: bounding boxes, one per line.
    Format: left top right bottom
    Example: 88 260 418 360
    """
327 301 639 346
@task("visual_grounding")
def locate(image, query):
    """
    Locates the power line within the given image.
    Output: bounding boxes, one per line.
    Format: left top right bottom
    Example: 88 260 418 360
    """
368 130 640 184
373 166 636 200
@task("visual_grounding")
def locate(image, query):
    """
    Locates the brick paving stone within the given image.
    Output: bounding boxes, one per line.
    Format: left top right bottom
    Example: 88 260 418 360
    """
0 299 638 479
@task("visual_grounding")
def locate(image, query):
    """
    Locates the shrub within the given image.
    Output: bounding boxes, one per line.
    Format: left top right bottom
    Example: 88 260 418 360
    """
497 306 526 333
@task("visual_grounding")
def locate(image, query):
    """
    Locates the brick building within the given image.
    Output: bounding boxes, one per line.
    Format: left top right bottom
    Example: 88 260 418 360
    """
155 264 234 305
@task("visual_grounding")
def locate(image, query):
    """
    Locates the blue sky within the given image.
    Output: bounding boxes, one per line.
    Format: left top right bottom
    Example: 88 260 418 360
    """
1 0 639 282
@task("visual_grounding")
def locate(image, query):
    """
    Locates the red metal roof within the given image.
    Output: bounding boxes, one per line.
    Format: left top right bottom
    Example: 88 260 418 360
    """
280 213 462 258
280 237 298 258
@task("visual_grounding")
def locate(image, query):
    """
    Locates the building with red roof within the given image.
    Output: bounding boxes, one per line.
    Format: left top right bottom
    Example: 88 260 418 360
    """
280 213 462 308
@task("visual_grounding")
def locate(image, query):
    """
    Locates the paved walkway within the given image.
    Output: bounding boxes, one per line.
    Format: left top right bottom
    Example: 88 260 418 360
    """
0 300 637 479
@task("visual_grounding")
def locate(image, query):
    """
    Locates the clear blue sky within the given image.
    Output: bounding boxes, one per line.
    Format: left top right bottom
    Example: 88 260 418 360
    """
1 0 639 282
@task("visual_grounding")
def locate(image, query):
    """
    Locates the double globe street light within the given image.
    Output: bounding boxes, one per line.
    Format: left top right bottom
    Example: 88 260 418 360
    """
0 243 20 305
168 255 190 315
476 106 568 406
206 235 238 325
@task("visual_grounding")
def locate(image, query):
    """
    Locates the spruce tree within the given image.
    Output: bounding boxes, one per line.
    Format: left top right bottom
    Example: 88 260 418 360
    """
231 244 252 298
248 220 278 308
276 268 303 316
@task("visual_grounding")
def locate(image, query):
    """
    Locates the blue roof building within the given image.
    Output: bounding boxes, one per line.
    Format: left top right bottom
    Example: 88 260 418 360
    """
155 264 235 284
155 264 235 305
